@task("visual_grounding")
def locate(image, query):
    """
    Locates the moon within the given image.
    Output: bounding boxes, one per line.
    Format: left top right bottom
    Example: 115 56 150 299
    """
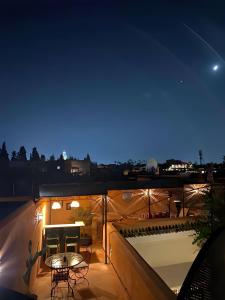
212 64 219 71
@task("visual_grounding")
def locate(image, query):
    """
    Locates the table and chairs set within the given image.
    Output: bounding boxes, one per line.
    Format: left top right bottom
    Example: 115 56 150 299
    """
43 224 91 298
45 252 84 298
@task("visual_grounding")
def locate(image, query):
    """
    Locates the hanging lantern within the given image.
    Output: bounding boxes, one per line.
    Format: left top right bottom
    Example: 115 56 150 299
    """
52 202 61 209
70 200 80 208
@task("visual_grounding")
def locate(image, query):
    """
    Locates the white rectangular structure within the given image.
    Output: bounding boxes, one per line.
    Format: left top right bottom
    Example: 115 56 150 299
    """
127 231 199 291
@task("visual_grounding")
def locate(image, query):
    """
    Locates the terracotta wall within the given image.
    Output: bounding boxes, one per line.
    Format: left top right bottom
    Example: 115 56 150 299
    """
107 188 183 219
0 200 46 295
40 184 208 229
106 223 176 300
41 195 103 239
107 184 210 220
184 184 209 208
41 195 101 223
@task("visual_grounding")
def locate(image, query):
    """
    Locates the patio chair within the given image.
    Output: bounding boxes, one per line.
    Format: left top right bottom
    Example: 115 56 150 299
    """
51 265 74 298
46 237 60 257
65 235 80 253
69 246 92 286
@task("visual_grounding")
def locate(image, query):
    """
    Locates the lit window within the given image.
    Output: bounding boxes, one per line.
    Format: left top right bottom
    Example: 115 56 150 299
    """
62 150 67 160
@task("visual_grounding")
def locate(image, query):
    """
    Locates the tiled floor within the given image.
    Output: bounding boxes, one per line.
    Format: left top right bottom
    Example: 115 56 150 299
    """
32 245 129 300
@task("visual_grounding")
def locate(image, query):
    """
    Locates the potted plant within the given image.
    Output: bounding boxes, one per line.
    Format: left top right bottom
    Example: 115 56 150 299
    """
69 207 93 245
23 240 46 299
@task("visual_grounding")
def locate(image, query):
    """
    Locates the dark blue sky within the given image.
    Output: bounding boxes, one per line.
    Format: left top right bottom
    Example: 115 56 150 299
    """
1 0 225 163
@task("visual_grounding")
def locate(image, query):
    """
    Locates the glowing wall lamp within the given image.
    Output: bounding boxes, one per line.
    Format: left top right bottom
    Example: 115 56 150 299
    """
70 200 80 208
36 211 43 222
52 201 62 210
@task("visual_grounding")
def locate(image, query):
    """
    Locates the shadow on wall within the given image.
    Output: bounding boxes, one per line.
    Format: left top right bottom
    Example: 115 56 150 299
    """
0 201 44 295
0 287 34 300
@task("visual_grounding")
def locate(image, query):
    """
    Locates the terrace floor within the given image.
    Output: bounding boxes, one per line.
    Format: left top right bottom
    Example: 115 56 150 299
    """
32 243 129 300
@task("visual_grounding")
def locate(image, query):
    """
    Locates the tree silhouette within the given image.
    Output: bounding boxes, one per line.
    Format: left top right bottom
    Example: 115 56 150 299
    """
199 149 203 165
17 146 27 161
59 154 64 161
40 154 46 161
49 154 55 161
11 150 17 161
223 156 225 165
0 142 9 161
30 147 40 161
85 153 91 161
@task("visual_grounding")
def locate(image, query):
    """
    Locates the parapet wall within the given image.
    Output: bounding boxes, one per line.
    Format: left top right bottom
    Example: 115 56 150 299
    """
0 199 44 295
107 223 176 300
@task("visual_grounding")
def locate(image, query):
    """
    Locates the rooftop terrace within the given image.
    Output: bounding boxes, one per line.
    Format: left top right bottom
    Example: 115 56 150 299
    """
32 244 129 300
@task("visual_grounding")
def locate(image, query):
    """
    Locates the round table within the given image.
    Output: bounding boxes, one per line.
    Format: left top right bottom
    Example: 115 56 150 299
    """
45 252 84 269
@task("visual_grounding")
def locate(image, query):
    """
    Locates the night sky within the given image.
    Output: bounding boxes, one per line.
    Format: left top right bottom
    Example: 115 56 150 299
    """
1 0 225 163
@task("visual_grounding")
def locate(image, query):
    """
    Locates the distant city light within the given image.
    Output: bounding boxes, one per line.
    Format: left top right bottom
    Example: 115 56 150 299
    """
62 150 67 160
